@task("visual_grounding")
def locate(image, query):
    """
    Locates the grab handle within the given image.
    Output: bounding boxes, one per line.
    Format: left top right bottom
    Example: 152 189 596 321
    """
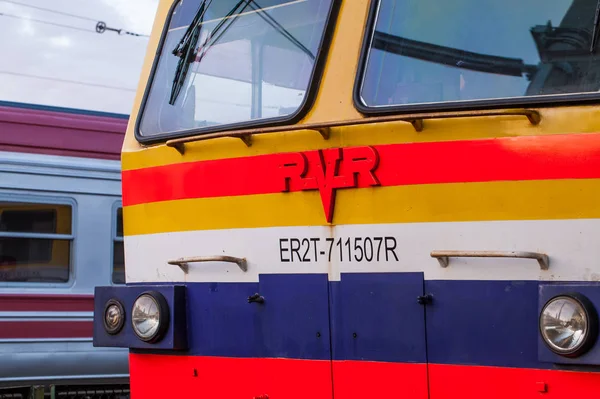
430 250 549 270
168 256 248 273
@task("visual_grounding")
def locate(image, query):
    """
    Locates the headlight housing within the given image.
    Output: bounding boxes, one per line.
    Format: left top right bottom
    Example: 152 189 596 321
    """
539 293 598 357
131 291 170 343
103 299 125 335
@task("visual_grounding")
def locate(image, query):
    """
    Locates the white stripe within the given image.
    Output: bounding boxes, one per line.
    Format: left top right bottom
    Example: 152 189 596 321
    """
0 311 92 320
124 219 600 282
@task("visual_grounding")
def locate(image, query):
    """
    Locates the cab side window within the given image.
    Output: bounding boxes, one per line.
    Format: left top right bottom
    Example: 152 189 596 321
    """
0 201 73 283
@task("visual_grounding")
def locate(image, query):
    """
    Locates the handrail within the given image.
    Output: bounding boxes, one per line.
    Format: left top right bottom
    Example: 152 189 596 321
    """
430 250 549 270
165 109 541 155
168 255 248 273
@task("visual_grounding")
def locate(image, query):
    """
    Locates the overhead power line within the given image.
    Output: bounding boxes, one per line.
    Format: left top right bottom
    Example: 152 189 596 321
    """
1 0 98 21
0 12 95 33
0 70 137 92
0 0 150 37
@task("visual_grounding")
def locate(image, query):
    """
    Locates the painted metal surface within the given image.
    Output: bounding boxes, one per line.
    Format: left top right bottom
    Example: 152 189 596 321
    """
0 104 126 159
0 339 127 388
96 0 600 397
164 107 542 152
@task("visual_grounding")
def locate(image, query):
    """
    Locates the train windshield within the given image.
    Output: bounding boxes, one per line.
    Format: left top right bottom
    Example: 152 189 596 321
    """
358 0 600 109
138 0 333 138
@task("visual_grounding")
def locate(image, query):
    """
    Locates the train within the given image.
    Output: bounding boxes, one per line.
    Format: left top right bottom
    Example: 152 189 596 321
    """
0 1 154 395
96 0 600 397
0 101 129 398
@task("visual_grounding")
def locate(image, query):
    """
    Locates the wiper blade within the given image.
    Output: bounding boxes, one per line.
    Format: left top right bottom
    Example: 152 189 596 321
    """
590 0 600 53
172 0 212 58
168 0 315 106
169 0 211 105
372 30 538 78
169 0 251 105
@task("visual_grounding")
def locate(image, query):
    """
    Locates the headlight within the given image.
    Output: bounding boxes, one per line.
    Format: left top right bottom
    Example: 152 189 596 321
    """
131 291 169 343
103 299 125 335
539 293 598 357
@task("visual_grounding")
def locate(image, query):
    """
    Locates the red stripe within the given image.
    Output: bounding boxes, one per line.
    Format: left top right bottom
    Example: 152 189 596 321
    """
0 294 94 312
122 133 600 206
0 321 92 339
129 354 332 399
428 363 600 398
332 360 427 398
129 355 600 398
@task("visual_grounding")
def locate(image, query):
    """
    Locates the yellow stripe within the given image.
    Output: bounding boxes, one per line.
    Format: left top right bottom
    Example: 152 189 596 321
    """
123 179 600 236
122 107 600 172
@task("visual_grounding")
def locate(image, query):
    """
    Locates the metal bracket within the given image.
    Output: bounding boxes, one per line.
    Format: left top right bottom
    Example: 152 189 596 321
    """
165 109 541 154
402 109 540 132
168 255 248 273
171 142 185 155
316 127 331 140
247 293 265 304
409 119 424 132
431 250 549 270
239 134 252 147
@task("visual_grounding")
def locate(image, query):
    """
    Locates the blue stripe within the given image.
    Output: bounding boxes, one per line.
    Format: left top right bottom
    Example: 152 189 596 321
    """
185 274 331 360
424 280 540 368
114 275 600 370
330 272 427 363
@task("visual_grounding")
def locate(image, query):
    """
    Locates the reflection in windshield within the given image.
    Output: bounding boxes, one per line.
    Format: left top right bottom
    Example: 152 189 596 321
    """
139 0 331 137
360 0 600 108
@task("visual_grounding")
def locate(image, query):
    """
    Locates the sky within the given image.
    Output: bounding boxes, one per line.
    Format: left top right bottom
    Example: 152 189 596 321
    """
0 0 159 115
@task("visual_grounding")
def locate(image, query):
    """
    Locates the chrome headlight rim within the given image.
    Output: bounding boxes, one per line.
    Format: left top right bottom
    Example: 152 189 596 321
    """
103 298 125 335
131 291 170 343
539 292 598 358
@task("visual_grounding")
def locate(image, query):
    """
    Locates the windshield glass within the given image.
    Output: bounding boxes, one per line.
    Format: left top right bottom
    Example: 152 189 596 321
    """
138 0 332 138
358 0 600 109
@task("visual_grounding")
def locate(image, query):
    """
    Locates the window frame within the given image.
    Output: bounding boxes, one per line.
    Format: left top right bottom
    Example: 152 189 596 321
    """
0 194 76 287
134 0 342 144
110 201 125 285
353 0 600 116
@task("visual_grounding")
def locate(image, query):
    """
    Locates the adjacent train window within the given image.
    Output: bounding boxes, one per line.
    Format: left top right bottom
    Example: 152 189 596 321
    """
358 0 600 110
138 0 333 139
0 202 72 283
112 207 125 284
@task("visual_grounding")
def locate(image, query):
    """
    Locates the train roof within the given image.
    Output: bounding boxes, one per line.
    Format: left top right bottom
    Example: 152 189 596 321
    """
0 101 128 160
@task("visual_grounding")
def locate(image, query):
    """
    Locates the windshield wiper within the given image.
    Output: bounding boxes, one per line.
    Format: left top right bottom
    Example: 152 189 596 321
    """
168 0 315 106
590 0 600 53
372 30 538 78
169 0 251 105
169 0 211 105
